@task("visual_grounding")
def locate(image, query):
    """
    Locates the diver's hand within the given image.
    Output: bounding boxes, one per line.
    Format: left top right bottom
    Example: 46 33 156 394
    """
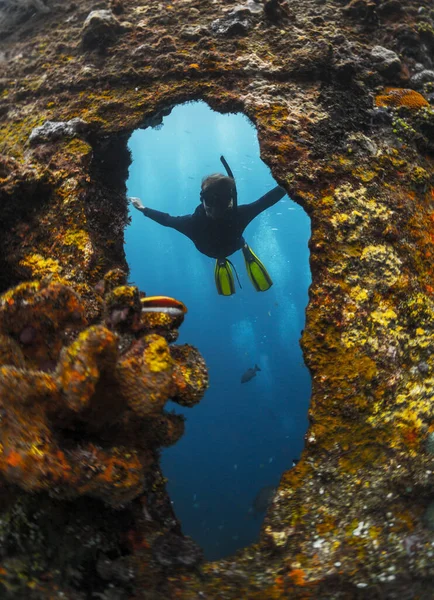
129 197 145 212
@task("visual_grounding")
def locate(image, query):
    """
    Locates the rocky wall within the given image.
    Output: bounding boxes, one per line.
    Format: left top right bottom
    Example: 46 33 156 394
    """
1 0 434 598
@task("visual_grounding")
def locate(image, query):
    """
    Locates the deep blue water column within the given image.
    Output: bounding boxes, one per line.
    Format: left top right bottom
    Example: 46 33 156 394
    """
125 101 311 560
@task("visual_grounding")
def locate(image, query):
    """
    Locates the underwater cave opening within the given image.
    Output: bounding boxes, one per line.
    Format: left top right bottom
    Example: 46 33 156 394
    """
125 100 312 560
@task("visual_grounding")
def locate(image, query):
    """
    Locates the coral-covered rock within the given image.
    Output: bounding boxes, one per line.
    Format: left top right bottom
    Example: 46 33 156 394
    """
152 530 203 567
0 278 208 507
0 280 86 370
2 0 434 596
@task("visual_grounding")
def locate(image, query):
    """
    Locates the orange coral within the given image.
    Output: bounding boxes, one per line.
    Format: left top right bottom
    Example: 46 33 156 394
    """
375 88 429 109
0 280 87 370
0 277 208 507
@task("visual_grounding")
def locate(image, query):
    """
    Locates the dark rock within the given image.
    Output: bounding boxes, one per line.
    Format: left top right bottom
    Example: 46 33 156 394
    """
28 118 89 145
343 0 378 26
81 9 122 51
180 26 209 41
210 17 251 37
110 0 124 15
377 0 403 18
333 34 347 45
0 0 50 38
152 530 203 568
370 45 401 78
264 0 280 21
410 69 434 88
395 25 429 65
264 0 293 21
19 326 36 345
97 555 135 583
368 107 393 125
418 361 429 375
210 1 272 36
334 59 359 84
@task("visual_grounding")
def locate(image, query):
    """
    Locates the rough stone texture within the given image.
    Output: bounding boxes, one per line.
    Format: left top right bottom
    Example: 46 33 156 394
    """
81 9 123 51
370 45 401 78
0 0 50 38
0 0 434 598
29 117 89 144
410 68 434 88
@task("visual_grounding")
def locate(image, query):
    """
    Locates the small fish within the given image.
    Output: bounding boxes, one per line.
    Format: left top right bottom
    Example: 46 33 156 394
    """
140 296 187 317
241 364 261 383
271 228 279 231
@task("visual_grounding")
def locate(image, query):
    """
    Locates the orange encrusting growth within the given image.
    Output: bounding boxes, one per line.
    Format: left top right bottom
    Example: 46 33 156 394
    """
0 274 208 507
375 88 429 109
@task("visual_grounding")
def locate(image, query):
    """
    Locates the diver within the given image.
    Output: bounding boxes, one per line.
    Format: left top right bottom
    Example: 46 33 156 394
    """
130 156 286 296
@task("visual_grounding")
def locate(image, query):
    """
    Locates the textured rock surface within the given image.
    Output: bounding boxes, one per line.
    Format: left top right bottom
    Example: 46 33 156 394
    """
1 0 434 598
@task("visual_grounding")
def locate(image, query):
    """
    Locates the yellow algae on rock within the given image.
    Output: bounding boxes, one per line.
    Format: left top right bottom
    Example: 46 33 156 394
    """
349 286 369 303
144 335 173 373
360 244 402 287
20 253 62 278
370 307 398 326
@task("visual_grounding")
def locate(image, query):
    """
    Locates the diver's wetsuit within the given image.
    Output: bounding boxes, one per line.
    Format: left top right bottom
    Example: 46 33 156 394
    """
141 185 286 258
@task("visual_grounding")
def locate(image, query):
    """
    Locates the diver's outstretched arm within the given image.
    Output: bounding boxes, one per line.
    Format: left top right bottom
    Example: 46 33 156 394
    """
129 197 194 236
130 197 146 212
238 186 286 227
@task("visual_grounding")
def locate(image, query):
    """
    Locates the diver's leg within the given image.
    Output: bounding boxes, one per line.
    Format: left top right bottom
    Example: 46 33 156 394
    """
242 242 273 292
214 259 236 296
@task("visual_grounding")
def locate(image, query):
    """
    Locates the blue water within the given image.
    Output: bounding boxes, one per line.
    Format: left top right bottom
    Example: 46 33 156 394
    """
125 101 311 560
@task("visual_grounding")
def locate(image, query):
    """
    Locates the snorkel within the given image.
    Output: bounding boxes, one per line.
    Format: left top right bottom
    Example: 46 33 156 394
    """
220 155 238 210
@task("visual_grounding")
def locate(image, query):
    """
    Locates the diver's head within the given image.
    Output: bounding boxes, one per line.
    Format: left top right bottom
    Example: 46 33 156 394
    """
200 174 235 219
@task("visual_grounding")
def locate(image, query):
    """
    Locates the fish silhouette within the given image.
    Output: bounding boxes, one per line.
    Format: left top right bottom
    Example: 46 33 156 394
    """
241 364 261 383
